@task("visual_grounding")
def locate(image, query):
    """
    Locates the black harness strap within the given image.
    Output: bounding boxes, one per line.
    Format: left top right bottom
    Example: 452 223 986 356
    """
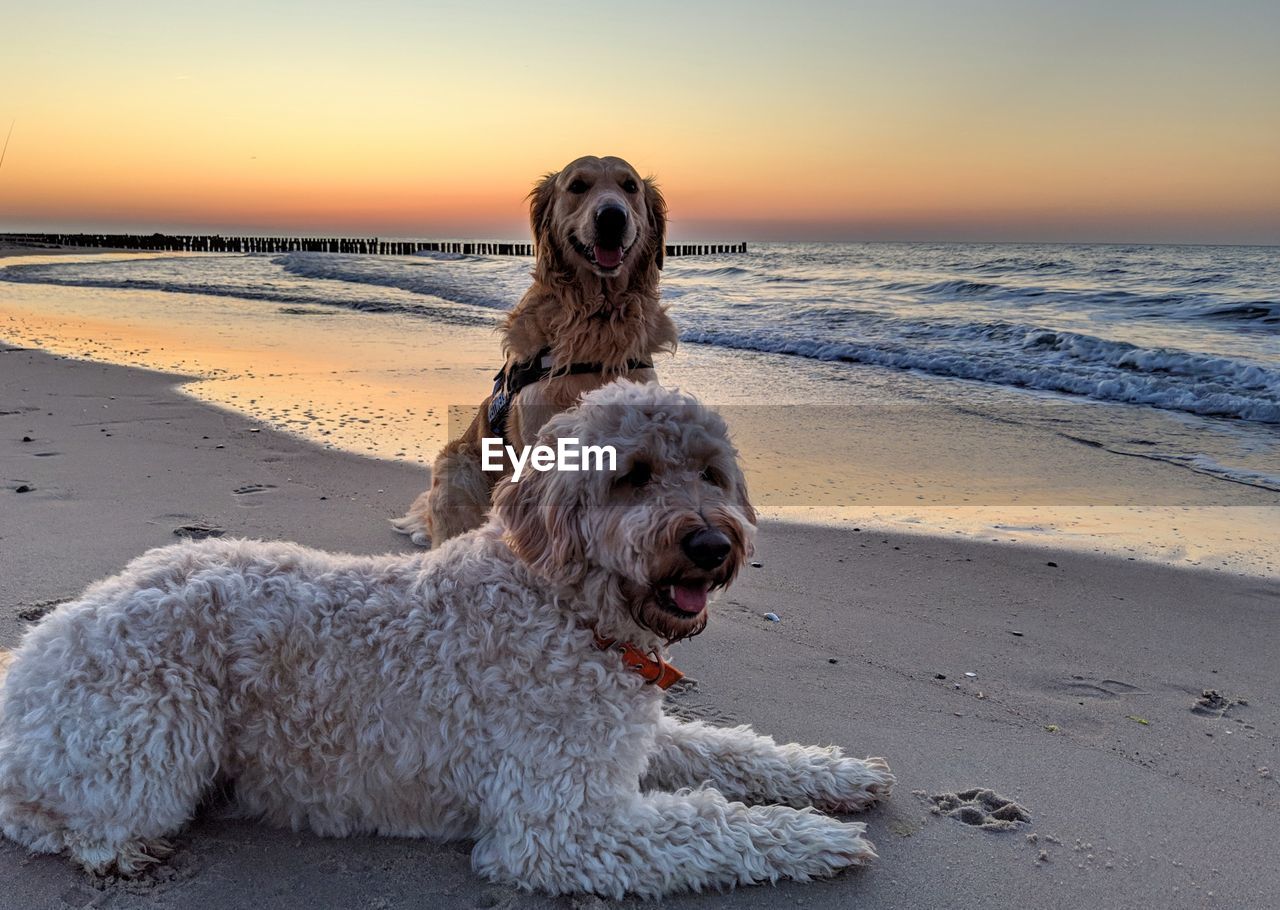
486 347 653 443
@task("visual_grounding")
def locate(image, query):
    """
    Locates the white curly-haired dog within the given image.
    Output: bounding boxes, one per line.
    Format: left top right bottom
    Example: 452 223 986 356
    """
0 382 893 898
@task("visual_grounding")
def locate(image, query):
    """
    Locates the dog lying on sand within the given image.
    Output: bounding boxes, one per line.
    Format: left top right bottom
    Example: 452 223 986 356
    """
393 155 678 548
0 382 892 898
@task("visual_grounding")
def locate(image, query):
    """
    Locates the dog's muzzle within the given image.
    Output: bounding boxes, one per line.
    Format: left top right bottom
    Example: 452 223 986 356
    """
593 204 629 269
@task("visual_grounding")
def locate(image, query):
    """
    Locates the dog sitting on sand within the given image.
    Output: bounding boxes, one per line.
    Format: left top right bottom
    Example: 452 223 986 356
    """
392 155 678 548
0 382 892 898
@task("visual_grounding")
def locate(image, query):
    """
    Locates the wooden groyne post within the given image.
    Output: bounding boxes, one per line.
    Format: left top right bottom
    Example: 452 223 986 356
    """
1 233 748 258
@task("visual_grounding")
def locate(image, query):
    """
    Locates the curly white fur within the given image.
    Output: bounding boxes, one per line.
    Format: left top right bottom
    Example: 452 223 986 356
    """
0 382 892 898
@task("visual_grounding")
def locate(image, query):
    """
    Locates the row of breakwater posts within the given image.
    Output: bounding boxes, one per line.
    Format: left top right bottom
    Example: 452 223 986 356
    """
1 233 747 258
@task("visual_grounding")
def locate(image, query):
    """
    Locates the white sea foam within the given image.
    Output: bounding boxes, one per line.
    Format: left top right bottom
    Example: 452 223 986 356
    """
3 241 1277 490
682 324 1280 423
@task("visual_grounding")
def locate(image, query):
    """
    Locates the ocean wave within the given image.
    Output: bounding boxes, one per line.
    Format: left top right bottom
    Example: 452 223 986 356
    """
4 244 1277 432
1201 302 1279 324
273 252 523 310
868 276 1277 328
880 278 1005 297
682 323 1280 424
1183 271 1232 285
921 279 1008 296
0 257 496 328
975 256 1071 273
1020 329 1275 387
666 264 753 279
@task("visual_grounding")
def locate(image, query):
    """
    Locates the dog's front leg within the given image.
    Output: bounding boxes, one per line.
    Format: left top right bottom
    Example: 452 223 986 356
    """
471 786 875 898
643 714 893 812
392 404 496 547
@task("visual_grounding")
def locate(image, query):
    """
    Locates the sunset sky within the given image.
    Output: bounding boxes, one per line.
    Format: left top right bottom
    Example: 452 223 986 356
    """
2 0 1277 243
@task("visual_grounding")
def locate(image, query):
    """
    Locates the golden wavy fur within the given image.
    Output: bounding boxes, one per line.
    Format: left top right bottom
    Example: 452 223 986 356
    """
393 156 678 547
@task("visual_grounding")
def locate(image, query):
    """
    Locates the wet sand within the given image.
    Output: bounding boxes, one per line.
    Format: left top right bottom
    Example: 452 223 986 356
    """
2 251 1276 576
2 344 1277 909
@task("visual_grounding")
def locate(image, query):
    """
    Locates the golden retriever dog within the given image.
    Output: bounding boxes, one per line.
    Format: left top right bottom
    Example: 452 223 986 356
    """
393 155 678 547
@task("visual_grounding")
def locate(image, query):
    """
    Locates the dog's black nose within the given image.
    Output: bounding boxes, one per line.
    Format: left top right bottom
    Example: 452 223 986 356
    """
594 204 628 248
681 527 732 570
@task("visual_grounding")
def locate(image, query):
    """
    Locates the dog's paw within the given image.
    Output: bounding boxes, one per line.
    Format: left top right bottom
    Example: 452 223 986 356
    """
762 813 877 881
388 514 431 548
811 756 895 813
69 837 172 877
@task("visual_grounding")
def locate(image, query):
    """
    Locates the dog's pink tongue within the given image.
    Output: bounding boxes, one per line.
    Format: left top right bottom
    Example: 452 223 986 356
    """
671 583 709 615
594 245 623 268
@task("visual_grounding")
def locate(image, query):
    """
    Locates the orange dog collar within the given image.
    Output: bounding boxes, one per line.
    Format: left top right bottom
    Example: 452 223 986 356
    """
593 634 684 690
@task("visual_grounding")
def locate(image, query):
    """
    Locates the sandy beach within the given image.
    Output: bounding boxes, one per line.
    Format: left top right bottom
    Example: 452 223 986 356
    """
6 0 1280 902
3 336 1278 909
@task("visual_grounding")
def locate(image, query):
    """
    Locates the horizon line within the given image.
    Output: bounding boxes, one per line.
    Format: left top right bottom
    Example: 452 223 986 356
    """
3 229 1278 251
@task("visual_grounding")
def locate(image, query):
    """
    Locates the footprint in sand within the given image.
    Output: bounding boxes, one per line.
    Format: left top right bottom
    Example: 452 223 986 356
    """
929 788 1031 830
662 678 739 726
1049 676 1143 701
173 524 226 540
1192 689 1245 718
233 483 277 495
469 889 521 910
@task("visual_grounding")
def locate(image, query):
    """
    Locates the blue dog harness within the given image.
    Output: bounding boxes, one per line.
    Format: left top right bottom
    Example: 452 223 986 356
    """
487 347 654 443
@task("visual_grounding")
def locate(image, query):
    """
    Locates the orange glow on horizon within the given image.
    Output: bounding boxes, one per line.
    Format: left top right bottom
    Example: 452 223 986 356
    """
2 1 1278 243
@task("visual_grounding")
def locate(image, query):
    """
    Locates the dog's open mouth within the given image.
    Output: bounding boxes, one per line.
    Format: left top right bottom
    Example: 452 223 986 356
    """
654 579 717 616
570 233 628 271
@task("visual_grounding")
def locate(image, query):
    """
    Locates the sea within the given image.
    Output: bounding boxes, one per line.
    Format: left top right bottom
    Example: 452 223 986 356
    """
3 241 1277 482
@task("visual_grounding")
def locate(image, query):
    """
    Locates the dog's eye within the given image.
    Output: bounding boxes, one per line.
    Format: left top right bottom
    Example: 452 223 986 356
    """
700 466 726 488
568 178 588 194
622 178 638 194
618 461 652 487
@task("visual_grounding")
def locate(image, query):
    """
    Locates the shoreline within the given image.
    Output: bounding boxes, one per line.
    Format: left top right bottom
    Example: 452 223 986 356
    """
2 343 1278 909
0 242 151 258
1 248 1276 577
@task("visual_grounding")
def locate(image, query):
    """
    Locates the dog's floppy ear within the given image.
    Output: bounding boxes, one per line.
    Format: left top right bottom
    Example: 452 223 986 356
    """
644 177 667 271
734 469 758 528
528 171 559 268
492 453 586 586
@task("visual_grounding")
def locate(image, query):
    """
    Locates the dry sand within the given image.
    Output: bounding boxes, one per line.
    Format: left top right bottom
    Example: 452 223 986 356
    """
2 343 1278 909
